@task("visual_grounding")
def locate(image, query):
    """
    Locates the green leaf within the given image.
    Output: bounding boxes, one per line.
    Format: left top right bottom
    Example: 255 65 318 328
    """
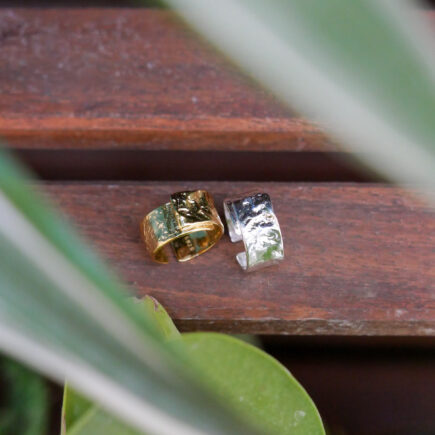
63 313 324 434
61 297 180 434
165 0 435 189
0 357 48 435
61 383 93 435
63 334 324 434
182 333 324 435
0 151 256 435
134 296 180 341
67 407 141 435
136 300 323 434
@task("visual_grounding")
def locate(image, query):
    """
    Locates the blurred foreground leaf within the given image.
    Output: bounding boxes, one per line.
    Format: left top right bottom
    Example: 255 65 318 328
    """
61 296 180 434
165 0 435 190
63 299 324 435
0 151 256 435
0 358 48 435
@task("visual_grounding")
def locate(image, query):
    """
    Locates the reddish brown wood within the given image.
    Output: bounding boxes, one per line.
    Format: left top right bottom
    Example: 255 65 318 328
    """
43 181 435 335
0 8 333 151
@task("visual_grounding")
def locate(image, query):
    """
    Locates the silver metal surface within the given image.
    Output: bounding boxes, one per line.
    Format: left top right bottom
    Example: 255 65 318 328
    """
223 192 284 271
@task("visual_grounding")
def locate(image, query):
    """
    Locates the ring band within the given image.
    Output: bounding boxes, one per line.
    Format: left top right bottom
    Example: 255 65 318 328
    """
141 190 224 263
224 192 284 271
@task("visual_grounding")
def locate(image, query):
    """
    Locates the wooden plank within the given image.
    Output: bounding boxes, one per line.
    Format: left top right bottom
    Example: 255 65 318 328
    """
0 8 332 151
43 181 435 335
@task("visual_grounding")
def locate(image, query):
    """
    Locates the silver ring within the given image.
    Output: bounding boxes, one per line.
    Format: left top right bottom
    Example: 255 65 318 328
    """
223 192 284 271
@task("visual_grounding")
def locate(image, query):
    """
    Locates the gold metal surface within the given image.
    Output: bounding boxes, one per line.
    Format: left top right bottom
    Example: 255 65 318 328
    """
141 190 224 263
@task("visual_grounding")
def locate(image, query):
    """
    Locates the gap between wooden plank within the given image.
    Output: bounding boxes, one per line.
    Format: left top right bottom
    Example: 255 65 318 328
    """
16 149 375 182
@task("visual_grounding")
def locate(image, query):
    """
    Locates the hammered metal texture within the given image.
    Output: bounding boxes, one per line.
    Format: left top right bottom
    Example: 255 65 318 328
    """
170 190 216 225
142 190 223 263
224 193 284 271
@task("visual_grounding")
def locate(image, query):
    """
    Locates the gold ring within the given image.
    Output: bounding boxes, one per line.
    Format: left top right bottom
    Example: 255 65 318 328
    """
141 190 224 263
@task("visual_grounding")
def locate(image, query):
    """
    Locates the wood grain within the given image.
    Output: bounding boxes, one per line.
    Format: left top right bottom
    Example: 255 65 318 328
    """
0 8 332 151
43 181 435 335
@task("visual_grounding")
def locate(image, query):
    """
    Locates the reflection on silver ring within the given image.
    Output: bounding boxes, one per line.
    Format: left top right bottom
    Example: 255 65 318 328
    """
223 192 284 272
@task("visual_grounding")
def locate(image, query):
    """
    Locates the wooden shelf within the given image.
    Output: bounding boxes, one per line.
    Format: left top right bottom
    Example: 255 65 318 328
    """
44 181 435 336
3 8 434 337
0 8 332 152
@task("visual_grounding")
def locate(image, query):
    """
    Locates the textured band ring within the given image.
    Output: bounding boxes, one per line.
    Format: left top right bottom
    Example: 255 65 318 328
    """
141 190 224 263
224 192 284 271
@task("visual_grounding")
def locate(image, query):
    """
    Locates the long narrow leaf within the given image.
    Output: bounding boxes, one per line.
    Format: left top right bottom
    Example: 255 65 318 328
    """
165 0 435 188
0 151 254 435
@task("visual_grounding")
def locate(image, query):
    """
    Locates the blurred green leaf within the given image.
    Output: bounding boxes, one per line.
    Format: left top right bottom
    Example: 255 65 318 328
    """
0 357 48 435
0 151 256 435
61 383 142 435
67 407 141 435
63 300 324 435
61 384 93 434
61 296 180 434
166 0 435 189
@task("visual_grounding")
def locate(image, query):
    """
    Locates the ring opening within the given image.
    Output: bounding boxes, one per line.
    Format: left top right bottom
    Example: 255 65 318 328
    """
223 201 242 243
171 227 221 262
